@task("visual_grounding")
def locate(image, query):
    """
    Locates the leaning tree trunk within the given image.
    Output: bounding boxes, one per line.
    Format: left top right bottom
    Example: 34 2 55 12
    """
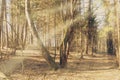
25 0 58 70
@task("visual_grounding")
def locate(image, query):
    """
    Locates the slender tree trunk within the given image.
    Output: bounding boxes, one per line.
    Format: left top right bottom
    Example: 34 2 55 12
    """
1 0 6 49
80 28 84 59
4 0 9 48
0 0 5 58
86 0 93 55
54 13 57 61
22 22 28 49
114 0 120 68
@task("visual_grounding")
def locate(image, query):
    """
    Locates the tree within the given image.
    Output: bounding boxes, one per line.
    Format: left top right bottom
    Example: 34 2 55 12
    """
0 0 6 58
25 0 58 70
85 0 97 55
107 31 115 55
113 0 120 68
59 0 76 68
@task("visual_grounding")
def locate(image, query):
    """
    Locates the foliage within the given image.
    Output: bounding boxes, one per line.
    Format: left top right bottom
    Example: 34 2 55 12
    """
98 26 113 38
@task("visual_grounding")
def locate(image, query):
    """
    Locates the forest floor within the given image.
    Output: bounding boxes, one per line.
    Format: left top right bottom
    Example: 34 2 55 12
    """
0 50 120 80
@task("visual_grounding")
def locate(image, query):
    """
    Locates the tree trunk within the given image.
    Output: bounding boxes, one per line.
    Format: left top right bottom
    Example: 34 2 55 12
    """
25 0 58 70
113 0 120 68
4 0 9 48
54 13 57 61
60 25 74 68
0 0 5 58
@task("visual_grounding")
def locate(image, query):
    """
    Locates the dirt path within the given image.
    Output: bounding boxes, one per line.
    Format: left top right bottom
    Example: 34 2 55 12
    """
12 54 120 80
0 52 119 80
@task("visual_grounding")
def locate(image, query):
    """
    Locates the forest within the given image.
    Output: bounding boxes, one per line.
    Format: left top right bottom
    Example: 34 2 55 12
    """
0 0 120 80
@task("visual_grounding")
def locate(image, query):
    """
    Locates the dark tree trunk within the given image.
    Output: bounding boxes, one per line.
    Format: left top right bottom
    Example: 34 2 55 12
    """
107 32 116 55
60 25 74 68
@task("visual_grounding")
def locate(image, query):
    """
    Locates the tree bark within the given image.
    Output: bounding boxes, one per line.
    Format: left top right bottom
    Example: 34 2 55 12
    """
60 24 74 68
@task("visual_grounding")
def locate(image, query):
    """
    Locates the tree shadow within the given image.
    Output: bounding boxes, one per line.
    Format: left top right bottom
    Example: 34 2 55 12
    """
11 54 117 76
